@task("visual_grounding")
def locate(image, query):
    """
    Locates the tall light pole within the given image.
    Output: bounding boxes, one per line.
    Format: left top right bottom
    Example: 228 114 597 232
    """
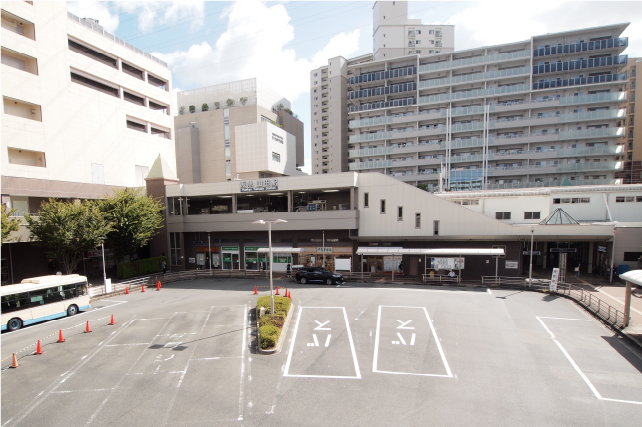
253 219 287 315
529 228 534 283
100 239 107 287
323 230 325 268
208 233 211 274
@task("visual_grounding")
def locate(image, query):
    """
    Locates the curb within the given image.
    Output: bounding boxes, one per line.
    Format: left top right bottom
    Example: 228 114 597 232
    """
256 303 295 355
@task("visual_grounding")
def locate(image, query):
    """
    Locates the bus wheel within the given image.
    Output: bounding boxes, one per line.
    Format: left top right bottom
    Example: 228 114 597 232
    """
67 305 78 316
8 318 22 332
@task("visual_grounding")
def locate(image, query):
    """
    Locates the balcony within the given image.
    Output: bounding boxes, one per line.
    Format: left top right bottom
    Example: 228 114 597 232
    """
3 96 41 121
419 67 529 89
488 164 558 177
533 55 627 75
486 179 615 190
558 127 623 140
349 66 417 86
349 98 416 113
1 10 35 40
349 159 391 170
349 124 445 143
556 161 622 172
419 84 529 105
451 122 485 133
349 82 417 100
533 38 628 58
419 50 530 73
388 171 440 182
556 145 622 158
1 47 38 75
532 73 627 90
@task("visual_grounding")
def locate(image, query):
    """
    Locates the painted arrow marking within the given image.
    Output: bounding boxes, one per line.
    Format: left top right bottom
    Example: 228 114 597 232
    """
314 320 331 331
397 320 415 330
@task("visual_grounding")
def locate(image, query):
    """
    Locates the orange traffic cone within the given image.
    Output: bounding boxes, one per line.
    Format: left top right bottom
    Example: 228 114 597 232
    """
276 286 280 295
109 314 115 325
288 290 292 299
85 321 92 333
35 340 43 355
254 286 258 295
125 287 129 294
10 353 19 368
58 329 65 343
141 284 145 293
158 280 162 289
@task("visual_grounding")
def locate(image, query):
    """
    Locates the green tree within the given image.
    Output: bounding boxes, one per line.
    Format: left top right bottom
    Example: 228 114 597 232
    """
226 98 235 107
239 97 248 106
24 199 112 274
189 105 195 113
283 107 294 115
99 188 165 264
179 106 185 115
201 102 209 112
416 184 429 192
214 101 220 109
275 103 284 111
1 205 21 244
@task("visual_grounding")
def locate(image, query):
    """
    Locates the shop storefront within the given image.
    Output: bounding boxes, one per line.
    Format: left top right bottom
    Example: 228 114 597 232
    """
244 247 268 271
299 247 353 270
196 247 220 270
363 255 402 274
222 246 240 270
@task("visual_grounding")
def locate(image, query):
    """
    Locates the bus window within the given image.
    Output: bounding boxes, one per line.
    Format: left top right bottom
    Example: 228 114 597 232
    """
62 284 76 299
29 289 47 305
3 292 30 312
75 282 87 296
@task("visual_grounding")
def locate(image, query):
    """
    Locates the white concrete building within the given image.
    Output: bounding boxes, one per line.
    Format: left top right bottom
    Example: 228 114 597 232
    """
235 122 298 177
1 1 175 217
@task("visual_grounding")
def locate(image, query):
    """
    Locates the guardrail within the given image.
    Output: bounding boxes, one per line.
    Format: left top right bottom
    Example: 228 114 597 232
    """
343 272 372 281
482 276 626 328
423 274 459 283
88 276 150 298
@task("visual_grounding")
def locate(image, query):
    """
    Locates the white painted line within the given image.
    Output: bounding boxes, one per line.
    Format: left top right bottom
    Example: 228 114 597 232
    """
375 288 487 294
396 333 406 345
538 317 590 321
238 304 248 421
537 316 642 406
372 306 382 373
312 334 319 347
52 388 112 394
104 343 152 347
410 334 416 346
325 335 331 347
313 320 331 330
355 308 367 320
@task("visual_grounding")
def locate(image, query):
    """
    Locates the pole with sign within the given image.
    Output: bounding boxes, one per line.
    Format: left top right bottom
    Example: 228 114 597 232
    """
550 268 559 292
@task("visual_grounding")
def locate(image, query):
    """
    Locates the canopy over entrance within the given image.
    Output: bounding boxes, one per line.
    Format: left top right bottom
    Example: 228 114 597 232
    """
256 248 305 253
356 248 505 256
620 270 642 287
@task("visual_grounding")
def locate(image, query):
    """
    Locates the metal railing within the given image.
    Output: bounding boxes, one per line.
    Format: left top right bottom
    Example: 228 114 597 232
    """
423 274 459 283
88 276 150 298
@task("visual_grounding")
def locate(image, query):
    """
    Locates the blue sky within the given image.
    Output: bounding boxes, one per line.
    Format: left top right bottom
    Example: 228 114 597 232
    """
66 1 642 174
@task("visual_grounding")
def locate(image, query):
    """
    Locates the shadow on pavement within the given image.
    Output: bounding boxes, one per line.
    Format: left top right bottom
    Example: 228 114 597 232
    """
601 335 642 374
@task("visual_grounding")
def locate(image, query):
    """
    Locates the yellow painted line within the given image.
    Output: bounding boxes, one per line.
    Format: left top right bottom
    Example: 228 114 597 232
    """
577 278 642 317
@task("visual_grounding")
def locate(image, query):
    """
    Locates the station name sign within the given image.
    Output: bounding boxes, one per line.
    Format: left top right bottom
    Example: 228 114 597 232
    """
272 133 284 144
240 179 278 192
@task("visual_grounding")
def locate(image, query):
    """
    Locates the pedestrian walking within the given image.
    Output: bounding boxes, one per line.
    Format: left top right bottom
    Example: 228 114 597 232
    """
161 260 167 275
575 262 581 279
286 263 291 278
399 262 404 275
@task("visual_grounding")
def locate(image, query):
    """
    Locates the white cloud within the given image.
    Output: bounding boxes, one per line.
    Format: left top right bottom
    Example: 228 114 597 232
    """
154 0 361 103
114 1 205 33
66 1 120 32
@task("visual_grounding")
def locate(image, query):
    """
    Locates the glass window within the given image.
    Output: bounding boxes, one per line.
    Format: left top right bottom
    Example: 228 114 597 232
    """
272 152 280 162
380 199 386 214
615 197 625 203
364 192 369 208
433 220 439 236
397 206 403 221
415 213 421 228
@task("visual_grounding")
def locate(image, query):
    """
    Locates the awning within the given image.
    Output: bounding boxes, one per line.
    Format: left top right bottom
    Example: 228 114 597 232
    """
356 248 505 256
256 247 305 254
620 270 642 287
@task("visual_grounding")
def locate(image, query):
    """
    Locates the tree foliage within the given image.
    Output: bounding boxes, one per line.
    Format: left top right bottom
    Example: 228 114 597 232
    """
24 200 112 274
239 97 248 106
226 98 235 107
1 206 21 244
99 188 165 264
201 102 209 112
179 106 185 115
214 101 220 109
189 105 195 113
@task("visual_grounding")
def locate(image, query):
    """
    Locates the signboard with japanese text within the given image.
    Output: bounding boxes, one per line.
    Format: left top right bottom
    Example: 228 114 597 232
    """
550 268 560 292
430 257 465 270
239 179 278 192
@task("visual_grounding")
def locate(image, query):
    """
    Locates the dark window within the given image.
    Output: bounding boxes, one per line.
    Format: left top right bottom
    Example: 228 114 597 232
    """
433 220 439 236
149 100 168 115
148 74 167 90
623 252 642 262
2 291 30 313
70 72 118 97
553 198 561 204
68 39 116 68
122 62 143 80
151 127 170 139
496 212 511 220
126 120 146 132
364 192 369 208
524 212 540 219
123 91 145 106
380 199 386 213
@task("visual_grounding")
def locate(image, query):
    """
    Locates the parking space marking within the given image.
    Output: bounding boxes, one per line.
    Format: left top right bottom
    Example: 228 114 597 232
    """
284 307 361 379
373 306 453 378
238 304 248 421
537 316 642 406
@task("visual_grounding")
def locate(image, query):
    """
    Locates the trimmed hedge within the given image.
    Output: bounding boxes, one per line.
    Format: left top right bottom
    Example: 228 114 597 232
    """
117 256 167 280
259 313 286 329
259 325 280 349
256 295 291 316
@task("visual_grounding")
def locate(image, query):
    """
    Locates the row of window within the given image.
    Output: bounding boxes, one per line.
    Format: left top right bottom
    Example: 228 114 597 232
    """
1 283 85 314
553 198 591 204
615 196 642 203
362 192 439 233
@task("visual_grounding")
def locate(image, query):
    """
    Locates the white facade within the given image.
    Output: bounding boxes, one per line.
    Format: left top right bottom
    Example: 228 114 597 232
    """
1 1 175 207
177 78 290 114
235 122 299 176
372 1 455 61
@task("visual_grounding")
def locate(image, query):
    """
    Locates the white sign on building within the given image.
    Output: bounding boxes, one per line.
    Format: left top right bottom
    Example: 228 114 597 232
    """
431 257 465 270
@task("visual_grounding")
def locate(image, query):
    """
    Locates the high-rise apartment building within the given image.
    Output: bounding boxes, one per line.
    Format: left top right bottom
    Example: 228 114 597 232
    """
616 58 641 184
372 1 454 60
1 1 175 282
310 1 453 176
347 24 629 191
174 78 304 183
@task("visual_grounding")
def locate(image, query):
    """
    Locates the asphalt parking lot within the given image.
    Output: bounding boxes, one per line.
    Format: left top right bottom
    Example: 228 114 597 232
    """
2 279 642 426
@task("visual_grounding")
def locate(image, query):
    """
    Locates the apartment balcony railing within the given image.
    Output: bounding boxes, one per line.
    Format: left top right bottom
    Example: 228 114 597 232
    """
349 82 417 100
533 73 627 90
451 122 485 133
486 179 615 190
349 109 444 129
556 145 621 157
558 127 624 140
419 50 530 73
349 98 416 113
533 55 628 75
349 124 446 143
419 84 529 105
451 154 485 163
350 131 392 143
349 146 393 158
559 92 626 105
349 116 394 129
558 109 624 122
533 38 628 57
420 67 530 89
349 66 417 85
349 159 392 170
557 161 622 172
448 138 488 149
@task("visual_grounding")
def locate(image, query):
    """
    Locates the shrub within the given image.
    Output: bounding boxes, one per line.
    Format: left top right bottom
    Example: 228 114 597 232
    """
179 106 185 115
117 256 167 279
226 98 235 107
259 313 285 328
189 105 195 113
201 103 209 112
214 101 220 109
256 295 291 315
259 325 280 349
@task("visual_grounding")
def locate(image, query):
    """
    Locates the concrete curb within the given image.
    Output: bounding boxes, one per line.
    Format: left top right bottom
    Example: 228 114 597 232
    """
256 303 295 355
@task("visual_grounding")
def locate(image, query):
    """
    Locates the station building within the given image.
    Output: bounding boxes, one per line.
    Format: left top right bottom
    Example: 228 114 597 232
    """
147 162 642 279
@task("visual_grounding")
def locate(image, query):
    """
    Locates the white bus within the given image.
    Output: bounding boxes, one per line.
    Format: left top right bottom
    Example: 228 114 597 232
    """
1 275 90 332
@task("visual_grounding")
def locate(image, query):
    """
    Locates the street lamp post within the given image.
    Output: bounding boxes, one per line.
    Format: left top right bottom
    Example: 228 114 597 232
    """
252 219 287 315
208 233 211 274
529 228 534 283
100 239 107 289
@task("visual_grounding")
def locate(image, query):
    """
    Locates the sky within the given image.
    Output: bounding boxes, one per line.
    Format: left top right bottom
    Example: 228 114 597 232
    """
66 0 642 175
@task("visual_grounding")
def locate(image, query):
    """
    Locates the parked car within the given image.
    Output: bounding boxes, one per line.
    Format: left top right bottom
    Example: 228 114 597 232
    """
295 267 344 285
